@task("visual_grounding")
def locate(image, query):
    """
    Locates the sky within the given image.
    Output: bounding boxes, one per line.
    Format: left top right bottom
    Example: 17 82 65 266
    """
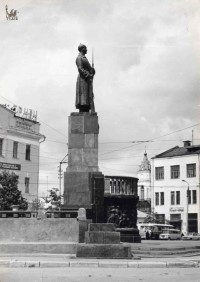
0 0 200 197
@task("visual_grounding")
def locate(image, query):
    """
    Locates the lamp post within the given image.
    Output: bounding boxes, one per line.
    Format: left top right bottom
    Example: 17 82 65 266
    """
182 180 190 234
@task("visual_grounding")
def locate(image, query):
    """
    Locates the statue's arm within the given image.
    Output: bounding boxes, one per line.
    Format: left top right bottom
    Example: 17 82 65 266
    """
76 57 93 79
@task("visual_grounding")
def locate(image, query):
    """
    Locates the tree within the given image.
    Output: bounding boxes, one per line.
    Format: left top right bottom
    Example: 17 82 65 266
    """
49 188 61 202
0 171 28 210
45 188 63 210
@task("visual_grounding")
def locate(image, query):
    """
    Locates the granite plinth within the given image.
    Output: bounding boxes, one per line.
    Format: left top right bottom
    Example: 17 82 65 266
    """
67 113 99 171
64 171 104 222
68 134 98 149
64 113 104 222
76 244 132 258
88 223 115 232
67 149 98 171
85 224 120 244
69 113 99 134
85 231 120 244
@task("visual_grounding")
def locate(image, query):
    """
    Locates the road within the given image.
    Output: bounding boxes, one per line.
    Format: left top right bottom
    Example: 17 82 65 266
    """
0 267 199 282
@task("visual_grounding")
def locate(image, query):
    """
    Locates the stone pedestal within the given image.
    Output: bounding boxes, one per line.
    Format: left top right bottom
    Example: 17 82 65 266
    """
76 223 132 258
85 223 120 244
76 244 132 259
64 112 104 223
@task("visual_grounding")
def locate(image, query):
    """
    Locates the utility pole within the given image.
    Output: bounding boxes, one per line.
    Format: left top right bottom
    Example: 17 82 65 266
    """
192 130 194 146
58 154 68 195
58 163 63 196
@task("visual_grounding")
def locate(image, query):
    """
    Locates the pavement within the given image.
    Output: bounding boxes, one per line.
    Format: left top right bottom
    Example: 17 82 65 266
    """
1 240 200 268
0 253 200 268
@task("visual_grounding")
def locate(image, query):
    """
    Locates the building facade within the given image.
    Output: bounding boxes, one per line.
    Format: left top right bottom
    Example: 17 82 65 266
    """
151 141 200 234
137 151 151 213
0 105 45 204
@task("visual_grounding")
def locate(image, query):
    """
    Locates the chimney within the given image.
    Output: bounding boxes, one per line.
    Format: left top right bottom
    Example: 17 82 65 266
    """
183 140 191 147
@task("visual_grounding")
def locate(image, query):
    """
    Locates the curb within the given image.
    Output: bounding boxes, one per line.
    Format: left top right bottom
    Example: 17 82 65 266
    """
0 260 199 268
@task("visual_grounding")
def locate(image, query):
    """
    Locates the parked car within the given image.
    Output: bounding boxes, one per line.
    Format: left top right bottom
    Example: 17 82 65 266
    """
159 228 181 240
182 233 200 240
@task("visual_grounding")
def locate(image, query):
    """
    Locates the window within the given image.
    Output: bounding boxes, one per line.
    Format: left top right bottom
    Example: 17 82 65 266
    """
0 139 3 156
13 141 18 158
189 190 197 205
140 186 144 200
187 164 196 178
155 192 159 205
176 191 180 205
160 192 164 205
155 192 164 206
171 191 180 205
171 191 175 205
155 167 164 180
171 165 180 179
26 145 31 161
25 177 29 193
192 190 197 204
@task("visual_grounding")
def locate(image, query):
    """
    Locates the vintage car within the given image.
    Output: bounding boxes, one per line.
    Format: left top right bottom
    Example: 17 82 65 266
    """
159 228 181 240
182 233 200 240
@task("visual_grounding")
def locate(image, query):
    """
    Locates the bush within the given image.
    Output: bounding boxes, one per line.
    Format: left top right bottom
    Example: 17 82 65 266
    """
0 171 28 210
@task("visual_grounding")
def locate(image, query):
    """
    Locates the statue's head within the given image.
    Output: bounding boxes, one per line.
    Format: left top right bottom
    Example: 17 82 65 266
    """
78 43 87 53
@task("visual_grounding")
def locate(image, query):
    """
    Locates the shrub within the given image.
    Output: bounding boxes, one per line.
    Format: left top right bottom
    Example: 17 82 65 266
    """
0 171 28 210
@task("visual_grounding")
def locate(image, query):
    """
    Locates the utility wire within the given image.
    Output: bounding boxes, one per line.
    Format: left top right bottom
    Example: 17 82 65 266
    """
99 122 200 156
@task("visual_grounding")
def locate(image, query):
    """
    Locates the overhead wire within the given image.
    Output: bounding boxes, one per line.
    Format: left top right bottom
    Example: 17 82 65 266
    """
1 94 200 179
99 122 200 156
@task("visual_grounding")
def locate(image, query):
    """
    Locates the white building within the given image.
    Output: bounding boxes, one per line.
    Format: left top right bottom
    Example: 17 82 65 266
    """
0 104 45 204
151 141 200 234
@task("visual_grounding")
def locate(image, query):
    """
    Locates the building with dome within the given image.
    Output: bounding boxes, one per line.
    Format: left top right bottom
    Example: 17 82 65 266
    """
137 150 151 213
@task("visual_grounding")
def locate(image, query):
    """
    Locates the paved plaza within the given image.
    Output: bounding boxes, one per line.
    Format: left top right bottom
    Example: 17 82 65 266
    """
0 240 200 269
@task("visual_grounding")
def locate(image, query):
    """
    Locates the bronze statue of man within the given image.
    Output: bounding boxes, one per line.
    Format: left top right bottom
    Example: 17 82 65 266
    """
75 44 95 113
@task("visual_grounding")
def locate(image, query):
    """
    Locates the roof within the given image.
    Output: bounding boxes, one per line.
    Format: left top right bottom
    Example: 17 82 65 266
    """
152 145 200 159
138 152 151 172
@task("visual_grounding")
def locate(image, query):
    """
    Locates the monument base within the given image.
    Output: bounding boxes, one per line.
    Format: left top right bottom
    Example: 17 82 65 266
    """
76 244 132 259
85 222 120 244
76 223 132 258
64 112 104 223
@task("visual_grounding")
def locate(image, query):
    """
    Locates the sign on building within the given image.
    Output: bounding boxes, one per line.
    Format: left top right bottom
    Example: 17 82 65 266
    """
170 207 184 212
0 162 21 170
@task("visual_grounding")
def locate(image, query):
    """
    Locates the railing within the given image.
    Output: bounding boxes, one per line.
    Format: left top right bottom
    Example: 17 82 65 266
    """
105 176 137 195
45 210 78 218
0 211 37 218
0 210 78 219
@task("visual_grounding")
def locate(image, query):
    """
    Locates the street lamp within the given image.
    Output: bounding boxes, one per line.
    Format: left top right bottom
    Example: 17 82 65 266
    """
182 180 190 234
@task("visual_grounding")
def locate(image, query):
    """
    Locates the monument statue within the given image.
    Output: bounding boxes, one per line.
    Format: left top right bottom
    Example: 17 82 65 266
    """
76 44 95 113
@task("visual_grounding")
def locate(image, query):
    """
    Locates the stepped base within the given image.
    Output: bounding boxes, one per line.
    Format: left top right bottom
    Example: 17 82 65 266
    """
76 244 132 258
85 231 120 244
85 223 120 244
